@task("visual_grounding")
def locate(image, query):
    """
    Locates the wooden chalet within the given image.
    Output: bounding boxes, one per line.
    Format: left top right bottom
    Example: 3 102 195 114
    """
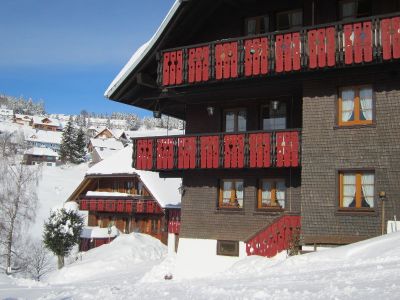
105 0 400 265
23 147 58 166
67 146 181 251
30 116 60 131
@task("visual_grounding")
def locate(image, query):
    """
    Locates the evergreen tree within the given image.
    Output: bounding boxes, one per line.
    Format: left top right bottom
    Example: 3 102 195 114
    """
59 117 76 163
43 208 83 269
73 127 87 163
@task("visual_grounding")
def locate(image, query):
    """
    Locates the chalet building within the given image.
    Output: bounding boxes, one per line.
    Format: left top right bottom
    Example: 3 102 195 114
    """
14 114 32 126
104 0 400 265
23 147 58 166
30 116 60 131
67 146 181 251
87 138 124 164
26 130 62 152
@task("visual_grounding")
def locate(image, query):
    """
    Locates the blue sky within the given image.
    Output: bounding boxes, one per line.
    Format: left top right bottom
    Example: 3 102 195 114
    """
0 0 175 116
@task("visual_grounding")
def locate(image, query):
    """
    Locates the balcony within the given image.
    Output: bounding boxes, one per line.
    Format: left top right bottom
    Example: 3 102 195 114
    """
158 13 400 87
132 129 301 171
79 197 163 214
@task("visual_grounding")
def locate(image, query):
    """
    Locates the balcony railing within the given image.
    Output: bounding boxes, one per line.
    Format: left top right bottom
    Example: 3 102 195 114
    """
158 13 400 87
132 129 301 171
79 198 163 214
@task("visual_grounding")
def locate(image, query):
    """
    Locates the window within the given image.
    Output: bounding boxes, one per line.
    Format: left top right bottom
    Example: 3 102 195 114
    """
338 86 373 126
224 109 246 132
339 0 371 21
261 102 287 130
276 9 303 31
112 181 118 192
219 179 244 209
217 240 239 256
245 15 270 35
138 182 144 195
125 181 134 194
258 179 286 209
339 171 374 208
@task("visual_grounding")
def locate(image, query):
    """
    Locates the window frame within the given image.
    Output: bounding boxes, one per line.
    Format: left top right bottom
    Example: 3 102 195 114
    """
276 9 303 31
257 179 286 210
338 170 375 210
244 14 270 36
339 0 372 21
218 179 244 209
217 240 239 257
337 85 375 127
260 102 287 130
223 108 247 133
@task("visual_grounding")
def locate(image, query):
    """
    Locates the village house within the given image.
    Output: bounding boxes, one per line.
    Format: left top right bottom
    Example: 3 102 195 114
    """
30 116 61 131
104 0 400 266
66 146 181 252
14 114 32 126
25 130 63 152
87 137 124 164
23 146 58 166
0 107 14 121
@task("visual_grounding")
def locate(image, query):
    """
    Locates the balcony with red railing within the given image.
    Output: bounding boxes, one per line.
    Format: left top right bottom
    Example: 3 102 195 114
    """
132 129 301 171
158 13 400 87
78 197 164 214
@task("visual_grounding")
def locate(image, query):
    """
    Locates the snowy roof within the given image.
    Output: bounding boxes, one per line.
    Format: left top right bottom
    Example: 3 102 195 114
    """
86 191 132 197
89 138 124 150
0 108 13 115
15 114 32 120
93 147 120 161
87 146 181 208
124 127 183 140
26 130 63 144
24 146 58 157
80 226 120 239
31 116 61 127
104 0 181 98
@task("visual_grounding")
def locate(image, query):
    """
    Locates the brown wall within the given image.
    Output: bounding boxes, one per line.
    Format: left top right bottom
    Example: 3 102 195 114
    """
301 65 400 244
180 169 301 241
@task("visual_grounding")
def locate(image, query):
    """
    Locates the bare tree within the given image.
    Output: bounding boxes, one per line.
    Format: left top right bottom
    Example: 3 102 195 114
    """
26 241 54 281
0 150 39 274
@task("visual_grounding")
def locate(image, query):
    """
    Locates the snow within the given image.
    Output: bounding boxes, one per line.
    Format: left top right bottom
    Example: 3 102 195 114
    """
29 164 89 239
104 0 182 98
31 116 60 128
80 226 120 239
26 130 62 145
124 127 183 139
87 146 181 208
89 138 124 150
24 146 58 157
1 230 400 299
86 191 131 197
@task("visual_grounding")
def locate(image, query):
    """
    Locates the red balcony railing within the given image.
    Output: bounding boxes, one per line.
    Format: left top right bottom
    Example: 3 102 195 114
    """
79 198 163 214
158 13 400 87
132 129 301 171
245 214 301 258
168 209 181 234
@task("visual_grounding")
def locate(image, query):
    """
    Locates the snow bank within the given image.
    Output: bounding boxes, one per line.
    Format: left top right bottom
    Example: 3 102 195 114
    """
80 226 120 239
46 233 167 284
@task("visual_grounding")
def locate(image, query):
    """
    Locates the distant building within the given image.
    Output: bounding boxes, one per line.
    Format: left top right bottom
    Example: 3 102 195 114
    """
30 116 61 131
0 108 13 120
87 138 124 164
23 147 58 166
26 130 62 152
14 114 32 126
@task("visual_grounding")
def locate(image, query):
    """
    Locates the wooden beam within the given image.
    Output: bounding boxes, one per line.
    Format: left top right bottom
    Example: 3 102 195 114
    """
137 72 158 89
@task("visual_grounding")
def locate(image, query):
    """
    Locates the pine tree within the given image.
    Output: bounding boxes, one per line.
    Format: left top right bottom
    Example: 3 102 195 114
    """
59 117 76 163
73 127 87 163
43 208 83 269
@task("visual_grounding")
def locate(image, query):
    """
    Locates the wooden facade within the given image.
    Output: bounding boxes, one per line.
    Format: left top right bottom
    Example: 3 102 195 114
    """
106 0 400 257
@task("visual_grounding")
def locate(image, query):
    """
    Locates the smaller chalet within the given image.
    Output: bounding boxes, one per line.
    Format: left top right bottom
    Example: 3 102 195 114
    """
14 114 32 126
30 116 60 131
67 146 181 251
23 147 58 166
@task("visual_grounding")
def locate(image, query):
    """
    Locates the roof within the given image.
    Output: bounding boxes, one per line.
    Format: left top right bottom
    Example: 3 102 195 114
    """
24 146 58 157
86 146 181 208
92 147 121 161
89 138 124 150
26 130 63 144
104 0 182 98
124 127 183 140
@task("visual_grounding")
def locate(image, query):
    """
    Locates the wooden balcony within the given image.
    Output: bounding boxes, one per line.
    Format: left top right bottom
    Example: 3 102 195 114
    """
132 129 301 171
158 13 400 87
79 197 163 214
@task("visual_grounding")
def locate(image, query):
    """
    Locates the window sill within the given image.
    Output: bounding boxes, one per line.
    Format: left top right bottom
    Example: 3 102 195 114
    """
336 208 377 216
215 208 245 215
333 123 376 130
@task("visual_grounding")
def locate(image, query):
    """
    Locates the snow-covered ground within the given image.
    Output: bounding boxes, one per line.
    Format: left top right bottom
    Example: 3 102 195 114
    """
0 231 399 299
